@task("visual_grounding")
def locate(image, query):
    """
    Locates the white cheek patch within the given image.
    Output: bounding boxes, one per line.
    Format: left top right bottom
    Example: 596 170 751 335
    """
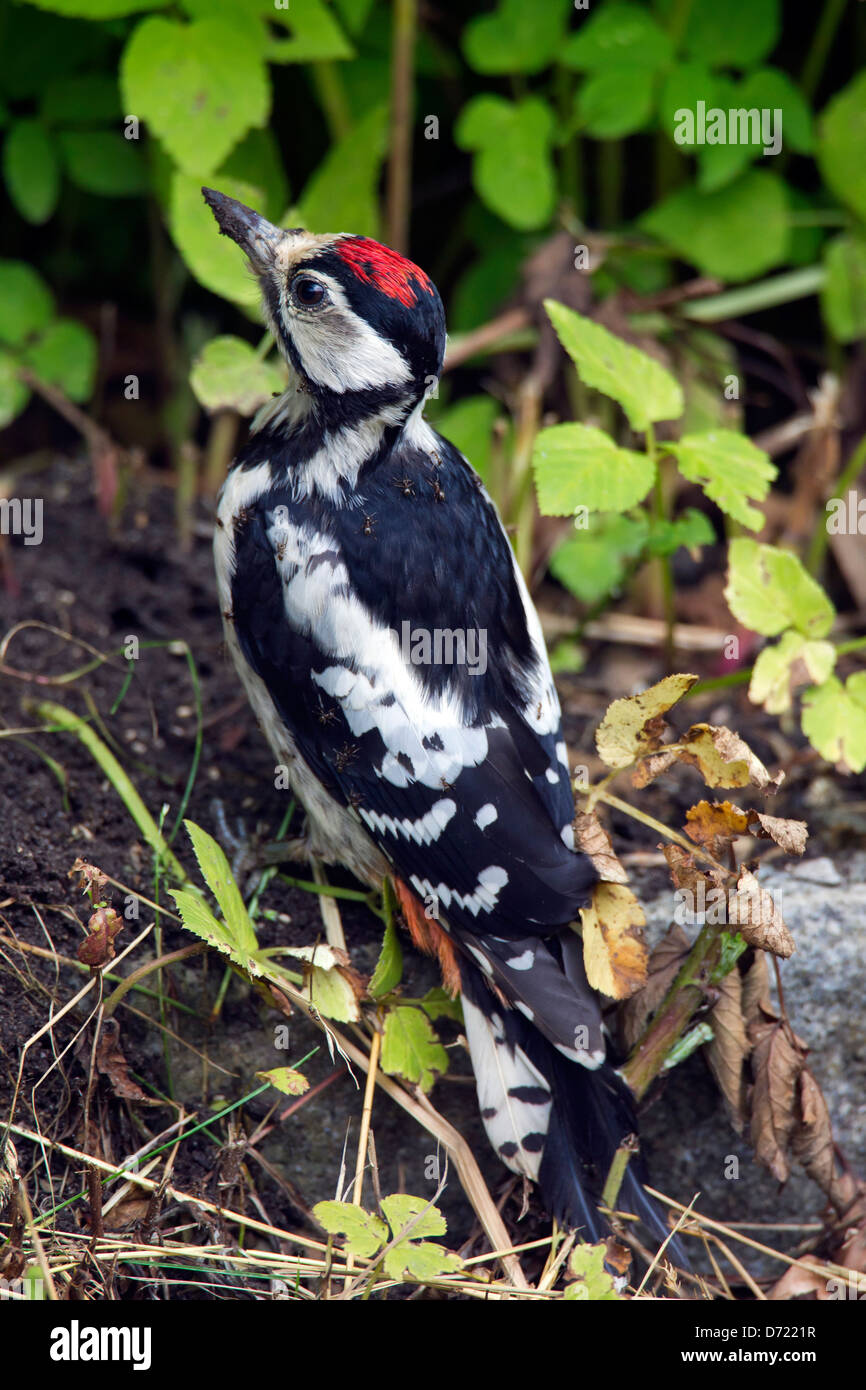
280 272 412 393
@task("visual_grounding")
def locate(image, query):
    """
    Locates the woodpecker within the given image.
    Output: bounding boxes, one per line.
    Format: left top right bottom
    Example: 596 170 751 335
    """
203 188 674 1251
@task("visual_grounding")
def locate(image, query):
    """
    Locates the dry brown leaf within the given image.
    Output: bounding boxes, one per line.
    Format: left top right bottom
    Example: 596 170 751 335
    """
631 749 678 788
78 906 123 968
748 812 808 856
95 1019 153 1102
677 724 784 791
749 1018 806 1183
732 869 795 958
595 673 698 770
740 950 773 1028
706 968 750 1131
620 923 691 1051
685 800 750 847
767 1262 827 1300
791 1067 837 1198
573 811 629 884
580 882 649 1000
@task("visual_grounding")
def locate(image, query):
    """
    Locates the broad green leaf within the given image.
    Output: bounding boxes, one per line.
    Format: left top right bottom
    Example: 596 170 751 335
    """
641 170 790 281
418 986 463 1023
369 914 403 998
463 0 570 75
295 104 388 238
3 120 59 223
739 69 813 154
562 2 672 71
534 424 655 516
22 0 167 15
455 96 555 231
576 67 656 139
22 319 97 402
191 336 285 415
121 16 269 176
543 300 683 431
0 351 30 428
183 819 258 953
381 1193 447 1243
682 0 780 69
817 71 866 225
379 1195 462 1281
59 131 147 197
268 0 354 63
645 508 715 557
565 1243 623 1301
256 1066 309 1096
312 1201 388 1258
802 674 866 774
432 395 500 485
0 262 54 347
821 236 866 345
169 172 262 305
667 431 777 531
749 631 836 715
659 64 721 147
381 1006 448 1092
725 538 835 639
40 75 121 124
551 512 649 604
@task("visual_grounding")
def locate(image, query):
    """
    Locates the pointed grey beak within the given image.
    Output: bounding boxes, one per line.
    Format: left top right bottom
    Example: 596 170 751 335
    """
201 187 286 273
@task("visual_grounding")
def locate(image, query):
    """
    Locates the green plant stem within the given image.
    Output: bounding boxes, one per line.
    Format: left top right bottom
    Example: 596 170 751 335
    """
680 267 826 322
386 0 417 254
806 432 866 577
801 0 848 102
648 424 675 669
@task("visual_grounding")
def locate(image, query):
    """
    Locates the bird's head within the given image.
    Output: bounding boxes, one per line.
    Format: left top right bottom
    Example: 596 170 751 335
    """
202 188 446 415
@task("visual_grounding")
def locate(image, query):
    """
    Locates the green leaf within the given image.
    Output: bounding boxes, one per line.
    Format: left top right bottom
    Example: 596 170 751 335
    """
369 914 403 999
564 1243 623 1301
821 235 866 345
682 0 780 69
725 538 835 639
534 424 655 516
21 0 167 15
121 15 269 176
168 886 258 973
550 512 649 604
576 67 656 139
645 507 715 557
190 336 285 415
749 630 836 715
381 1193 446 1243
169 172 262 305
817 71 866 225
802 673 866 774
381 1006 448 1092
295 104 388 238
272 944 360 1023
418 986 463 1023
256 1066 309 1096
562 2 672 71
267 0 354 63
312 1201 388 1259
3 120 60 223
380 1195 462 1282
22 319 97 402
455 96 555 231
0 261 54 347
641 170 790 282
59 130 147 197
739 68 813 154
40 75 121 125
666 430 777 530
431 395 500 486
0 351 30 428
183 819 258 953
658 63 720 146
543 300 683 431
463 0 570 75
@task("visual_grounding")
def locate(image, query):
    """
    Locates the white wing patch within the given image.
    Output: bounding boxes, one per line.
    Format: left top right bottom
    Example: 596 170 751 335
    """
461 993 552 1181
409 865 509 918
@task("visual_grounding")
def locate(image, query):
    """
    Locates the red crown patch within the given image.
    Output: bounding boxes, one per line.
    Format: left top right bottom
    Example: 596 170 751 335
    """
336 236 433 308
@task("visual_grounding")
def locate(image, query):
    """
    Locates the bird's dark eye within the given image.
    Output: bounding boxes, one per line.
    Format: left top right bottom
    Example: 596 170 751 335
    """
292 275 327 308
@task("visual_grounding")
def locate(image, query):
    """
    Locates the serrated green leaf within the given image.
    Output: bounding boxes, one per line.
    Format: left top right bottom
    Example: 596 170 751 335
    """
312 1201 388 1258
802 673 866 774
183 819 258 952
369 914 403 998
667 430 777 530
191 336 284 415
821 235 866 345
749 631 836 715
295 104 388 238
384 1240 462 1282
0 351 30 427
168 886 258 973
817 71 866 225
725 538 835 639
169 172 262 305
543 301 683 431
121 15 269 177
562 2 672 71
577 67 656 139
256 1066 309 1096
381 1193 447 1242
0 261 54 347
565 1242 623 1300
59 130 147 197
534 424 655 517
641 170 790 282
381 1006 448 1092
22 319 97 402
682 0 779 69
463 0 570 75
455 96 555 231
3 120 59 223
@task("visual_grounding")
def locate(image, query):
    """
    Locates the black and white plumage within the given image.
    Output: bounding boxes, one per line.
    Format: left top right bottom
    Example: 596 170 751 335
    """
203 188 673 1249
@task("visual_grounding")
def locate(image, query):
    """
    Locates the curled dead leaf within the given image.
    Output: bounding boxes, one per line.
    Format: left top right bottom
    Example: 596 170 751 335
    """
580 882 648 1000
595 673 698 770
78 907 123 968
685 800 750 849
69 858 109 900
732 870 795 958
706 968 750 1131
95 1018 152 1102
791 1067 837 1200
747 812 808 856
573 811 629 884
748 1017 806 1184
676 724 784 791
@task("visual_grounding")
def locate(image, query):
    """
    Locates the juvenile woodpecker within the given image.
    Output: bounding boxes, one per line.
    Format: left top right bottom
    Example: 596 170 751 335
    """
204 188 672 1248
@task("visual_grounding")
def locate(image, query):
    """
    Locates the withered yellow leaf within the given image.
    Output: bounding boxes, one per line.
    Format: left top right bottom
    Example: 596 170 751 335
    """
580 882 648 1000
595 673 698 769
